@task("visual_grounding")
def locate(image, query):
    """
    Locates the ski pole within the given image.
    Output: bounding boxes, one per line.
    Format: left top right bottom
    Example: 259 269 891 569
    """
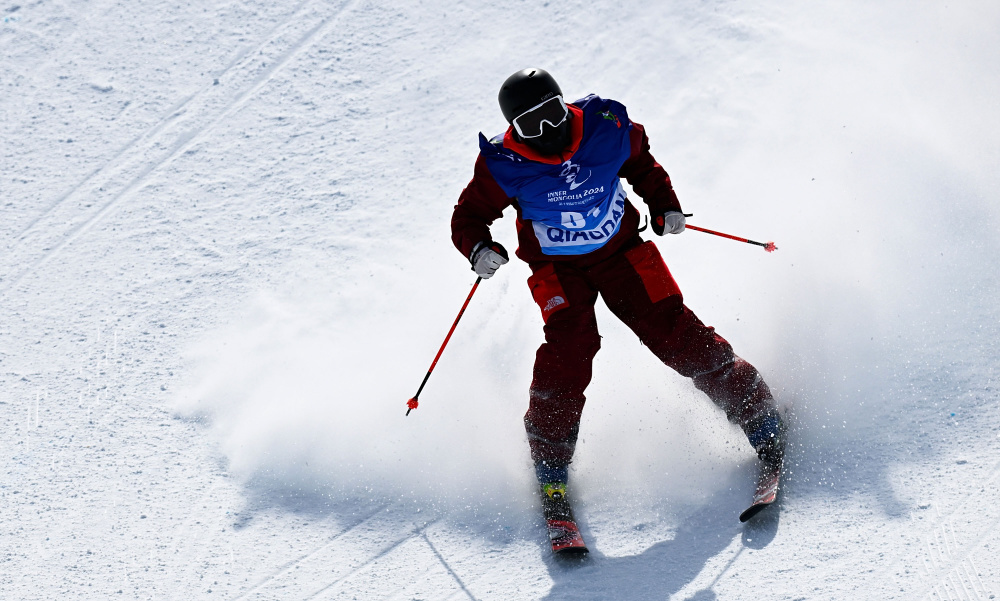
686 224 777 252
406 277 482 416
656 214 778 253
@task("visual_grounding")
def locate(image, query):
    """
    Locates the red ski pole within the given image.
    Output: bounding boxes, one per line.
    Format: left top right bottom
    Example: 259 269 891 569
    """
655 215 777 253
406 277 482 416
686 224 777 252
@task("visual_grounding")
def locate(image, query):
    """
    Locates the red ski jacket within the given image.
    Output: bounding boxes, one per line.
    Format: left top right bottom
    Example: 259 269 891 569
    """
451 100 681 268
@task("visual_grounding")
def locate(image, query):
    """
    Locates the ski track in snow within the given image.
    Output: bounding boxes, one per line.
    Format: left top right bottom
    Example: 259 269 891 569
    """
2 0 1000 599
231 505 443 601
1 0 356 294
914 461 1000 601
7 0 314 244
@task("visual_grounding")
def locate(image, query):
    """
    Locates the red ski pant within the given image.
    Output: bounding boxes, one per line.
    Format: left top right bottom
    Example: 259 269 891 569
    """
523 238 774 466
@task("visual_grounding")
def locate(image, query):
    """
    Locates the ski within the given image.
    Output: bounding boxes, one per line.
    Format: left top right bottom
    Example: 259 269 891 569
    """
541 484 589 555
546 518 588 554
739 458 782 522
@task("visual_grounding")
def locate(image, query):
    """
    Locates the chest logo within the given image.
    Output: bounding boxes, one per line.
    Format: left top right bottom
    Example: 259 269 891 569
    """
599 110 621 128
559 160 592 191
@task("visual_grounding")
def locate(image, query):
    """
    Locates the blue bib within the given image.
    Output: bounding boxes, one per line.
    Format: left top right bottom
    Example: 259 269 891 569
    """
480 96 633 256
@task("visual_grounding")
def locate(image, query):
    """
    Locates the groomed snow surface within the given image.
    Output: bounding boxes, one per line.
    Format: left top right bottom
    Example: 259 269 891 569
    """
3 1 1000 599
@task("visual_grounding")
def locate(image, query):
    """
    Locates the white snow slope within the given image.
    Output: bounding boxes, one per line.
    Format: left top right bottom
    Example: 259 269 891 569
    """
3 0 1000 599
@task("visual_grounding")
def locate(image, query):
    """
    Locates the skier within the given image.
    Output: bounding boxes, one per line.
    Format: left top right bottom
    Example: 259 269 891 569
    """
450 68 785 550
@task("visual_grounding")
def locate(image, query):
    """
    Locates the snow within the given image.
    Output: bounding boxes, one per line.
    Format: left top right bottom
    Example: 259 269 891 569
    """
2 0 999 599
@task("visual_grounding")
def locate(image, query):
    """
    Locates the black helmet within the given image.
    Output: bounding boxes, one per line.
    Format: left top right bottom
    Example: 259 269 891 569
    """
498 68 563 123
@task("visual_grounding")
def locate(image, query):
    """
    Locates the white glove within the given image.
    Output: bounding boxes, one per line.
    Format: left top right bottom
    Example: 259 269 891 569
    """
660 211 686 234
470 241 509 279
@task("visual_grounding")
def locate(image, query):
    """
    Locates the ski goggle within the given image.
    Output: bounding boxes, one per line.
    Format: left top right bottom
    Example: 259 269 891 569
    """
511 96 569 139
